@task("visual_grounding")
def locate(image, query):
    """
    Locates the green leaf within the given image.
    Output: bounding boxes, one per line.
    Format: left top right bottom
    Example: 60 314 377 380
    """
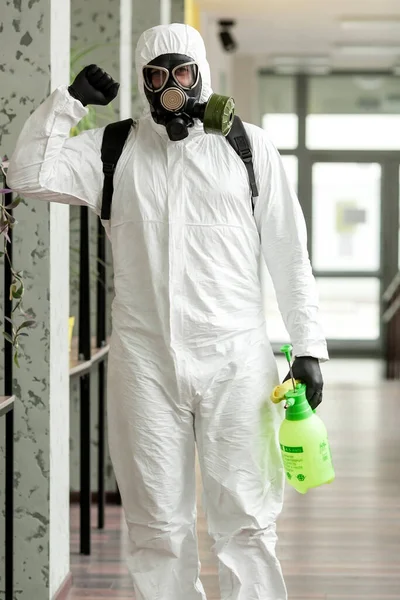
3 332 14 344
12 275 23 286
5 196 21 210
14 352 20 368
17 332 29 337
16 320 35 331
11 284 24 299
12 300 22 313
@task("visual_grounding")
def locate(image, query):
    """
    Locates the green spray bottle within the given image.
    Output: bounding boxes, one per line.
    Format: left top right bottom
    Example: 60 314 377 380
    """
271 344 335 494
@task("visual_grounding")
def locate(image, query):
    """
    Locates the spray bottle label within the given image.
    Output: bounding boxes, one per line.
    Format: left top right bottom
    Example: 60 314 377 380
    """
280 445 306 480
319 440 332 463
280 445 304 453
280 438 334 487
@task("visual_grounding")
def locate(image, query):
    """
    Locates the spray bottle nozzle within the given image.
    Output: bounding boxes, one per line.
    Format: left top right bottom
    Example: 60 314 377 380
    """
284 397 296 409
280 344 296 391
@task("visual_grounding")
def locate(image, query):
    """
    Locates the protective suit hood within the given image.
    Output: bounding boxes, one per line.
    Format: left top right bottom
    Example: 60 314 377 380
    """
135 23 213 133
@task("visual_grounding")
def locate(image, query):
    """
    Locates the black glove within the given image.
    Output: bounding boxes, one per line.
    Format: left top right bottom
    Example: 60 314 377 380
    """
68 64 120 107
283 356 323 410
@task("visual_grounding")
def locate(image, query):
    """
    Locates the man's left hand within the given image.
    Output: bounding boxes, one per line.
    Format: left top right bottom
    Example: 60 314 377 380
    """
283 356 323 410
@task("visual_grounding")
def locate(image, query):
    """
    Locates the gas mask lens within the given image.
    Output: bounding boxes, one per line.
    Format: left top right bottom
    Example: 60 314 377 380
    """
143 66 169 92
172 62 199 89
143 62 199 93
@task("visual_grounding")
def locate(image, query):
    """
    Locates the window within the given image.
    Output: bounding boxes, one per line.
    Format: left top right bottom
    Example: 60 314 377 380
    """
316 278 380 340
307 75 400 150
312 163 381 272
259 75 298 149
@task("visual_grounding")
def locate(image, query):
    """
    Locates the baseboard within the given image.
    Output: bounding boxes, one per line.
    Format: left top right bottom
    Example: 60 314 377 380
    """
70 491 121 504
53 572 73 600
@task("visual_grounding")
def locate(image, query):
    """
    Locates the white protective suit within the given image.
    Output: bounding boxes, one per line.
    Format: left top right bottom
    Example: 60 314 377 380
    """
8 23 328 600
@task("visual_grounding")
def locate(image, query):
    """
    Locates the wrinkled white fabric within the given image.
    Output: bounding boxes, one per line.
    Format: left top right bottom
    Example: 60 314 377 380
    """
8 23 328 600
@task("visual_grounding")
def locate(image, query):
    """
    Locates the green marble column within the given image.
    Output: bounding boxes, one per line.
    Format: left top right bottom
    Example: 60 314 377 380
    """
0 0 71 597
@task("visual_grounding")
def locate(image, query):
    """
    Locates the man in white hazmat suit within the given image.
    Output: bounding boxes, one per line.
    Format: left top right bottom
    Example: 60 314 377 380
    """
8 23 328 600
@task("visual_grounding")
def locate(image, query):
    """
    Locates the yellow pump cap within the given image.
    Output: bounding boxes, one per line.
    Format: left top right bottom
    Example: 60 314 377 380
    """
270 379 300 404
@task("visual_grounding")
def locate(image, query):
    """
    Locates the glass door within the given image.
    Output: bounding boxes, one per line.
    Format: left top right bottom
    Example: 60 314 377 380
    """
261 158 399 354
311 162 381 344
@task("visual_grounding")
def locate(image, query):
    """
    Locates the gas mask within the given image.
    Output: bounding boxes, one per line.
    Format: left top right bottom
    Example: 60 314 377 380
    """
143 53 235 141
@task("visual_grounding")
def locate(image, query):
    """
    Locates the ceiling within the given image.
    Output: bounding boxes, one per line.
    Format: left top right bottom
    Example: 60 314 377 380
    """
198 0 400 70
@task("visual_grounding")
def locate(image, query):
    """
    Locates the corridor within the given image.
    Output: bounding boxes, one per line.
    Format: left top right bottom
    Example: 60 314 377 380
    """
2 1 400 598
66 360 400 600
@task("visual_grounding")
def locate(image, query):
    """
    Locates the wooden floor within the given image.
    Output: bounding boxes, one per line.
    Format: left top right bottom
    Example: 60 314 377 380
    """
67 364 400 599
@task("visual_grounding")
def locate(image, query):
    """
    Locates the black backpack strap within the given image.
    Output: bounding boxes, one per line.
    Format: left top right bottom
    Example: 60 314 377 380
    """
100 118 134 220
227 115 259 212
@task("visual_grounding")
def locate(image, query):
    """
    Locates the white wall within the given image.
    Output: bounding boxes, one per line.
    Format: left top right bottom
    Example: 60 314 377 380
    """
201 13 234 96
200 14 261 127
50 0 72 595
232 54 259 124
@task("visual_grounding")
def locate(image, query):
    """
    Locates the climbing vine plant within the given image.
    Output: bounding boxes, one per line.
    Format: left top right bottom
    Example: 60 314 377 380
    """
0 44 115 366
1 158 35 367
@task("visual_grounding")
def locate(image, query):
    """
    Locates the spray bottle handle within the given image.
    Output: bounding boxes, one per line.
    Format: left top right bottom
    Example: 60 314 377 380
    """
270 380 301 404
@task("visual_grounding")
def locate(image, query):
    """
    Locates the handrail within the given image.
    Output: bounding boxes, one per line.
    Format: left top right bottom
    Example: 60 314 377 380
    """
69 339 110 378
383 270 400 380
69 358 92 379
382 270 400 323
382 295 400 323
0 396 16 417
382 271 400 304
